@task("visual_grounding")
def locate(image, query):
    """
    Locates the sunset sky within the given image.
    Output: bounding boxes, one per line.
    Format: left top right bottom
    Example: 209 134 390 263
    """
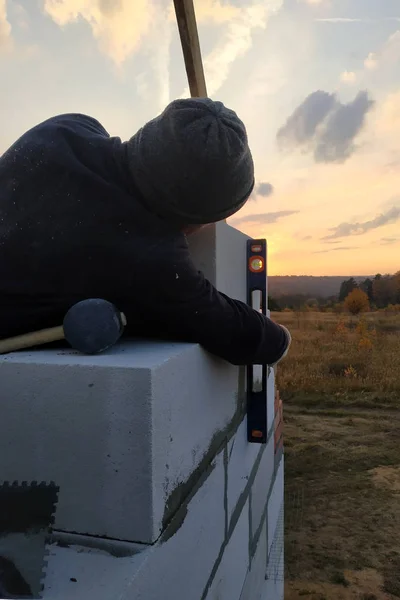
0 0 399 275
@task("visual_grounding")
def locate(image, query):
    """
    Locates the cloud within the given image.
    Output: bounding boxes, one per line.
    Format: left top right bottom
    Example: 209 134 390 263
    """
43 0 174 108
44 0 284 98
255 182 274 197
195 0 238 24
363 30 400 72
381 237 400 245
0 0 11 51
375 92 400 138
182 0 284 97
277 90 336 147
340 70 356 83
230 210 299 226
43 0 154 65
298 0 329 5
323 206 400 240
384 154 400 171
277 90 374 163
364 52 378 70
380 195 400 212
315 17 400 23
314 91 374 163
313 246 360 254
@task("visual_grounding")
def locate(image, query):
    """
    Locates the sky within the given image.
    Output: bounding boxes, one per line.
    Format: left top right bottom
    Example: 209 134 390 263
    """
0 0 399 276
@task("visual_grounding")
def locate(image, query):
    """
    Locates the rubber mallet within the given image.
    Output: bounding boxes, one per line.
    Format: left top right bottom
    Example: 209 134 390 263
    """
0 299 127 355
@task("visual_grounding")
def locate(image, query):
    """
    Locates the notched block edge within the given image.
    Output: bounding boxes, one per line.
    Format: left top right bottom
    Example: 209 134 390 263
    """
0 481 59 599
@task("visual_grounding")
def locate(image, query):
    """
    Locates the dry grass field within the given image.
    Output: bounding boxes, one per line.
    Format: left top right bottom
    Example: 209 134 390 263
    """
272 310 400 600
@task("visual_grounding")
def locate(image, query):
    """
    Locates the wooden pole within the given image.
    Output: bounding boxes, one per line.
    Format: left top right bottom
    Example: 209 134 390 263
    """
173 0 208 98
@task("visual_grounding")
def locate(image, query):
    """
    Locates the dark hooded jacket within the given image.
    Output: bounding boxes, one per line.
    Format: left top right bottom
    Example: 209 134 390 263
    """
0 110 288 365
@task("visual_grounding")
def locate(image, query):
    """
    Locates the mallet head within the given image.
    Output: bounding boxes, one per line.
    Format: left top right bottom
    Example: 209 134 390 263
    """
63 299 126 354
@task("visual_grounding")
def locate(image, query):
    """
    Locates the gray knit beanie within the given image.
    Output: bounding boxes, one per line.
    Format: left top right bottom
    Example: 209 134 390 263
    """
126 98 255 224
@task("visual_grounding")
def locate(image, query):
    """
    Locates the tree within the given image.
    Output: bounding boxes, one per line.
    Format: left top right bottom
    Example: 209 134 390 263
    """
344 288 370 315
268 296 280 311
394 271 400 304
360 278 373 302
339 278 358 302
372 274 397 308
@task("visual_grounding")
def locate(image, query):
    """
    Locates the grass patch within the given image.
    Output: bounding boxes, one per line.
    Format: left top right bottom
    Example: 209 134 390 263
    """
277 311 400 600
330 572 350 587
273 311 400 397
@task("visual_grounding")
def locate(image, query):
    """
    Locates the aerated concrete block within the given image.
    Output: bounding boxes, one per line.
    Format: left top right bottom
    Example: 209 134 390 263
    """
240 520 268 600
188 221 250 302
0 341 241 544
267 367 275 431
265 544 284 600
250 433 274 540
267 458 284 556
43 536 150 599
205 499 250 600
43 450 226 600
226 420 261 522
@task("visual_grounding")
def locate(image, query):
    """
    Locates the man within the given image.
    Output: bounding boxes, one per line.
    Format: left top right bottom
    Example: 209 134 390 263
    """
0 98 290 365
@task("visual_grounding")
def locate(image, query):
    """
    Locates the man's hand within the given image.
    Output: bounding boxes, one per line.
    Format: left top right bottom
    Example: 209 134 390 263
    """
269 324 291 368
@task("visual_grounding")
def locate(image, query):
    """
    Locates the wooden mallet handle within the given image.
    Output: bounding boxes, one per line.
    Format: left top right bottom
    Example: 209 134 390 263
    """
0 326 65 354
173 0 207 98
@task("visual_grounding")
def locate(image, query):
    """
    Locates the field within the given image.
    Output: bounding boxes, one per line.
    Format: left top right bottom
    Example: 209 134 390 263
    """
271 310 400 600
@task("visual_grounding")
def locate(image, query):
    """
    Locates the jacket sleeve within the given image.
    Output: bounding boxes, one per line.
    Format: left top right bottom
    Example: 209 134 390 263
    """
130 235 291 366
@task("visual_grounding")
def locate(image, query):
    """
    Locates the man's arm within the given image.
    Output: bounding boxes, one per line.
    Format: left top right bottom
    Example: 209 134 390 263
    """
129 235 291 366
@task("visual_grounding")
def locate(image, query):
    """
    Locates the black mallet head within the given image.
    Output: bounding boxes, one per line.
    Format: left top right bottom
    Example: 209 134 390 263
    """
63 299 126 355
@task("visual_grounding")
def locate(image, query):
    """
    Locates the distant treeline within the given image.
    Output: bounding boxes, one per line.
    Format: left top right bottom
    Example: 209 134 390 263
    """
267 275 367 298
269 272 400 311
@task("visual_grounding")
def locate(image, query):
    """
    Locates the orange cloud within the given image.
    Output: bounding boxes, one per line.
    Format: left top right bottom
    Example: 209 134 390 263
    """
195 0 239 24
43 0 154 65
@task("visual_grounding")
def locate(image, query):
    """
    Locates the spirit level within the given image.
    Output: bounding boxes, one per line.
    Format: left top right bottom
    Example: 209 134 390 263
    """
246 239 268 444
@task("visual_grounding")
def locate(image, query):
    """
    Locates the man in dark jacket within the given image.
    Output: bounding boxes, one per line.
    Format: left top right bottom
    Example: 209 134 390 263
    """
0 98 290 366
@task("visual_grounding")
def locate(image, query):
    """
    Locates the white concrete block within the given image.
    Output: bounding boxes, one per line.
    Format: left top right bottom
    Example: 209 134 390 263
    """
267 458 284 556
0 341 240 543
188 222 250 302
240 520 267 600
277 548 284 587
187 223 218 285
206 499 250 600
151 349 239 513
227 420 261 521
266 501 284 583
267 368 275 432
43 539 149 600
250 434 274 539
265 545 284 600
44 451 226 600
215 222 250 302
121 450 226 600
